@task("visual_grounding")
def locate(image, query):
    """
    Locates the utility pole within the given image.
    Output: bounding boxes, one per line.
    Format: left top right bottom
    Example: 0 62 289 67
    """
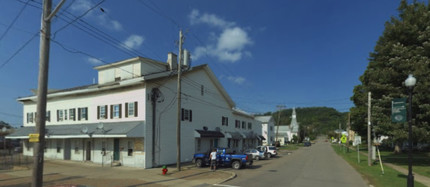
347 112 351 147
176 30 184 171
33 0 65 186
368 92 372 166
275 105 285 144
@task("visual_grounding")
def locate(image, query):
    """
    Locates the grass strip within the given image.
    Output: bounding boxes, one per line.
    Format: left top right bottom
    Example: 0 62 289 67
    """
332 144 426 187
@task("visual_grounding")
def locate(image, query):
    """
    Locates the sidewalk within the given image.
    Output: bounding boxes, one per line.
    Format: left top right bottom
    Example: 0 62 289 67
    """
0 159 236 187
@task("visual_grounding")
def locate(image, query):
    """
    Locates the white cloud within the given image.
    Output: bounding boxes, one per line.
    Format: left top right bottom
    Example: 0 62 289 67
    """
189 9 235 29
189 10 253 63
217 27 252 51
123 35 144 49
227 76 246 85
70 0 122 31
87 57 103 65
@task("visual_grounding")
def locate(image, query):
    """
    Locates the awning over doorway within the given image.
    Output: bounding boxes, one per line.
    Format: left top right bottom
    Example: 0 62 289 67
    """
6 121 144 139
194 130 224 138
225 132 245 139
258 135 266 140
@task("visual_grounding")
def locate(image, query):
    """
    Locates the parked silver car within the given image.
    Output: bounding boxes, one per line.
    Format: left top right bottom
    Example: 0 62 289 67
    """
256 145 277 158
244 149 265 160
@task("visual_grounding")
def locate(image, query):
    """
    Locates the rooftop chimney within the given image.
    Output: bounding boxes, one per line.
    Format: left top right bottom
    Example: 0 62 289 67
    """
167 52 178 71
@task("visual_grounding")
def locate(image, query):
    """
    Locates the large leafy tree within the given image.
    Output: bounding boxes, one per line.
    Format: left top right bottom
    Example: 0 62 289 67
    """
351 0 430 152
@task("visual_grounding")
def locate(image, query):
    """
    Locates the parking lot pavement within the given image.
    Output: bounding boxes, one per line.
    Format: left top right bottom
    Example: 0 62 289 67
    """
0 159 235 187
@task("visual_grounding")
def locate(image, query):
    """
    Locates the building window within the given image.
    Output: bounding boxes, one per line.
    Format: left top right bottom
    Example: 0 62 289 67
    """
56 140 62 153
69 108 76 121
98 105 108 119
125 102 138 117
222 116 228 126
110 104 121 119
243 139 246 148
57 110 63 121
181 108 192 122
74 140 80 154
248 122 252 129
242 121 246 129
201 85 204 96
127 141 133 156
46 111 51 122
64 110 68 120
233 140 239 148
27 112 34 123
78 107 88 121
235 120 240 128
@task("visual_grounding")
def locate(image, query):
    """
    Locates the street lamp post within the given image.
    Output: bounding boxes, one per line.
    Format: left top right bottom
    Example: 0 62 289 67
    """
405 74 416 187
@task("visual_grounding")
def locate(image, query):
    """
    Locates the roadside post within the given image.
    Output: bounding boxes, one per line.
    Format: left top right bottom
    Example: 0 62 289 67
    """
353 136 362 163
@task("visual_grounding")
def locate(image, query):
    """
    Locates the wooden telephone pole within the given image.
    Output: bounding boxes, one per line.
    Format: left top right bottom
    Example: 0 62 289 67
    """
367 92 372 166
176 30 184 171
33 0 65 186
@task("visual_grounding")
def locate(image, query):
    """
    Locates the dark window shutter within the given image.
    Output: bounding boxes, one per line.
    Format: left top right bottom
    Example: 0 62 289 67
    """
57 110 59 122
78 108 81 121
97 106 100 119
189 110 192 122
134 102 138 117
181 108 184 121
125 103 128 118
72 109 76 121
85 107 88 120
119 104 122 118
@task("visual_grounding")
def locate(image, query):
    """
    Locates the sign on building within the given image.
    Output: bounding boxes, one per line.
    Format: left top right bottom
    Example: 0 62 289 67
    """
29 133 39 142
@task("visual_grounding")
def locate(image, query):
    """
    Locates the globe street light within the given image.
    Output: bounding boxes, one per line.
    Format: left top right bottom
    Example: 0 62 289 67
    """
405 74 416 187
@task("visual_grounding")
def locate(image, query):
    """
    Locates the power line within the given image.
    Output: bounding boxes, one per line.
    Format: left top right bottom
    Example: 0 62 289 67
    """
0 0 30 42
52 0 105 39
0 32 39 70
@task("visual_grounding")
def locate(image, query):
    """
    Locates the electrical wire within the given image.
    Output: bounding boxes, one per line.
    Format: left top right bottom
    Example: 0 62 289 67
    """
0 32 39 70
0 0 30 42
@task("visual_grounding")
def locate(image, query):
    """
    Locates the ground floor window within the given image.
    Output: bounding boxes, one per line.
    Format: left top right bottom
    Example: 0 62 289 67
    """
127 140 133 156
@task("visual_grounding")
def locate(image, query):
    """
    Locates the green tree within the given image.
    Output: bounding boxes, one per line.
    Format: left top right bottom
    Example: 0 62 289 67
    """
351 0 430 153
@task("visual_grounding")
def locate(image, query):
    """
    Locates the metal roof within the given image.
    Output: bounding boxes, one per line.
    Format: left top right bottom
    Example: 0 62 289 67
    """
255 116 273 123
6 121 144 139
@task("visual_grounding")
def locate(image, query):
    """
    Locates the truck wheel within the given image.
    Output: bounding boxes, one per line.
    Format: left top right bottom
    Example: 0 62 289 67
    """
255 156 260 161
232 161 241 170
195 159 203 167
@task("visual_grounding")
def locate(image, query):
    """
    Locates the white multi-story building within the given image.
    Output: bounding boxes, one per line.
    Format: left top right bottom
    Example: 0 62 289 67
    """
8 54 262 168
255 116 274 146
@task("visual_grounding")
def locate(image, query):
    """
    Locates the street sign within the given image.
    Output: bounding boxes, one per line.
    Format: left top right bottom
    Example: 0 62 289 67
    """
341 135 347 144
392 98 407 123
353 136 361 146
29 133 39 142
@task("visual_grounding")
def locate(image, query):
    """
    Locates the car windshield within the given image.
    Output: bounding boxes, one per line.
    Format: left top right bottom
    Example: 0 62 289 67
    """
269 146 276 150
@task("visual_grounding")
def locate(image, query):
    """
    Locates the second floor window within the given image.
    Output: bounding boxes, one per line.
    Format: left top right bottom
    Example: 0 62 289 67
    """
181 108 192 122
242 121 246 129
98 105 108 119
248 122 252 129
235 120 240 128
125 102 138 117
78 107 88 121
222 116 228 126
57 110 63 121
69 108 76 121
111 104 121 119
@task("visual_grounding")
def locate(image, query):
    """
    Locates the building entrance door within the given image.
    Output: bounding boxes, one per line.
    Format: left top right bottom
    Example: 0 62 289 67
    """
113 138 120 161
86 141 91 161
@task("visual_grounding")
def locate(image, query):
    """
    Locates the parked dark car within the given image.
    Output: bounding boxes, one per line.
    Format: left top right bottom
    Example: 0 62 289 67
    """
304 141 311 147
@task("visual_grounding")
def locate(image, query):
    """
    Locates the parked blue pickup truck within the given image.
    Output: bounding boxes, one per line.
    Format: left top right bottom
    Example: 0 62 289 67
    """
192 148 253 169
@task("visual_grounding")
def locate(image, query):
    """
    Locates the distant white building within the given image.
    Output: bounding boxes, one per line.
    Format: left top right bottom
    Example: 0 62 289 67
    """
255 116 274 146
7 54 262 168
287 108 300 142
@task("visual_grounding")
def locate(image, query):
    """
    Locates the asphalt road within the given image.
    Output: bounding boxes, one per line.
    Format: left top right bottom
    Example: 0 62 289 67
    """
220 138 368 187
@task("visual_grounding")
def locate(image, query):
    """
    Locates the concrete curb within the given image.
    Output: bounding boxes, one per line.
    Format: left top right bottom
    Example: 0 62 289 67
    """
217 170 237 184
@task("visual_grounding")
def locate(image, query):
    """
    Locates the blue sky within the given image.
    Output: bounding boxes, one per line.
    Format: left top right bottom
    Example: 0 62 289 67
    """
0 0 405 127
